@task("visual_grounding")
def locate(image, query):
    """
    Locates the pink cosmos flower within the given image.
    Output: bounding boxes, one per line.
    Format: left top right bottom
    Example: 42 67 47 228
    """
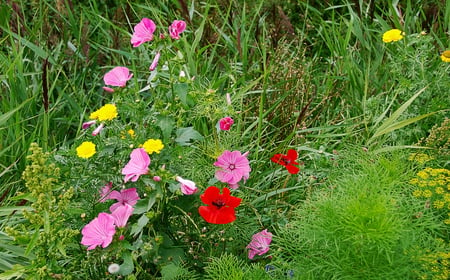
92 123 104 136
104 66 133 87
131 18 157 47
99 182 113 203
149 52 161 71
80 213 116 250
246 229 273 259
121 148 150 183
219 117 234 131
169 20 186 39
214 150 251 188
82 120 96 129
108 188 140 212
175 176 198 195
111 204 134 228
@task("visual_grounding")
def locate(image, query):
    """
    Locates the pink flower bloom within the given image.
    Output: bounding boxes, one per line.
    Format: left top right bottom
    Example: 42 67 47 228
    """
108 188 140 212
121 148 150 183
111 204 134 228
99 182 113 202
169 20 186 39
246 229 273 259
80 213 116 250
82 120 96 129
131 18 157 47
149 52 161 71
175 176 198 195
219 117 234 131
214 150 251 188
104 66 133 87
92 123 104 136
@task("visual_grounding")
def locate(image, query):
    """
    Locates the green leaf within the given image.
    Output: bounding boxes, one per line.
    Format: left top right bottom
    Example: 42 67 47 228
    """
175 127 203 146
156 115 175 141
173 83 189 106
161 263 185 280
0 264 26 280
119 251 134 276
130 215 149 237
133 195 156 215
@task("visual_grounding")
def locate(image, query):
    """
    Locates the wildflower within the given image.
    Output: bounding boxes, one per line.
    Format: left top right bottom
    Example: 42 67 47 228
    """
76 141 96 159
176 176 198 195
82 120 96 129
214 150 251 189
382 29 404 43
111 204 134 228
412 190 423 198
108 188 140 212
169 20 186 39
103 86 114 93
131 18 157 47
80 213 116 250
246 229 273 259
103 67 133 87
440 50 450 62
153 176 161 182
89 104 118 122
408 153 433 164
198 186 241 224
121 148 150 183
219 117 234 131
271 149 300 174
99 182 113 202
417 170 429 180
422 189 433 198
142 139 164 154
433 200 445 209
108 263 120 274
92 123 104 136
149 52 161 71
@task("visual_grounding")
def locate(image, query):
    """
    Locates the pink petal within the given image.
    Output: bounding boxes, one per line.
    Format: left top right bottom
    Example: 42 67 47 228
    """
121 148 150 183
176 176 198 195
111 204 134 228
131 18 157 47
149 52 161 71
104 66 133 87
81 213 116 250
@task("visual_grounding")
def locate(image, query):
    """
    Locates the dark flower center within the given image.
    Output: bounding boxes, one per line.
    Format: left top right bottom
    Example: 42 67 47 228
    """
228 164 236 170
212 199 226 209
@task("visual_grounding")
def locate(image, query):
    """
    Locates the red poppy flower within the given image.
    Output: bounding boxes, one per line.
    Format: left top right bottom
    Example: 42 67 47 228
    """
270 149 300 174
198 186 242 224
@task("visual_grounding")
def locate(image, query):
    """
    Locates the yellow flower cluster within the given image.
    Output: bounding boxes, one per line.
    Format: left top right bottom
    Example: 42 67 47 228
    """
408 153 434 164
411 167 450 224
417 247 450 280
89 104 118 121
142 139 164 154
382 29 404 43
76 141 96 159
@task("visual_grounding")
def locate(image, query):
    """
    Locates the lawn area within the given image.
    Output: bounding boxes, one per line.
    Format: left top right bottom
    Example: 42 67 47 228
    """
0 1 449 279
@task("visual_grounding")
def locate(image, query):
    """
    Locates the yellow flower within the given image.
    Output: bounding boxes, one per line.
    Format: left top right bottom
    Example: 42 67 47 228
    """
412 190 422 198
433 200 445 209
382 29 404 43
76 141 96 159
422 189 433 198
121 129 136 139
408 153 433 164
435 187 445 195
142 139 164 154
89 104 118 121
128 129 135 137
417 170 429 180
440 50 450 62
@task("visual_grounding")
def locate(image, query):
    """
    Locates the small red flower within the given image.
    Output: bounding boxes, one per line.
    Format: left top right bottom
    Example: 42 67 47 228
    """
270 149 300 174
198 186 242 224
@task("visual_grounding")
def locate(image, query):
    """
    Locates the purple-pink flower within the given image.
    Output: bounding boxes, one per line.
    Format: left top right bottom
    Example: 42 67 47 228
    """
214 150 251 189
169 20 186 39
82 120 96 129
131 18 157 47
103 66 133 87
246 229 273 259
121 148 150 183
80 213 116 250
175 176 198 195
219 117 234 131
111 204 134 228
99 182 113 202
149 52 161 71
108 188 140 212
92 123 104 136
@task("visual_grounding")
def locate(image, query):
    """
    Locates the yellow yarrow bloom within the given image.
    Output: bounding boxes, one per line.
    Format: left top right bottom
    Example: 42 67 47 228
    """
89 104 118 121
142 139 164 154
408 153 433 164
440 50 450 62
417 170 429 180
433 200 445 209
76 141 96 159
412 189 422 198
382 29 404 43
422 189 433 198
